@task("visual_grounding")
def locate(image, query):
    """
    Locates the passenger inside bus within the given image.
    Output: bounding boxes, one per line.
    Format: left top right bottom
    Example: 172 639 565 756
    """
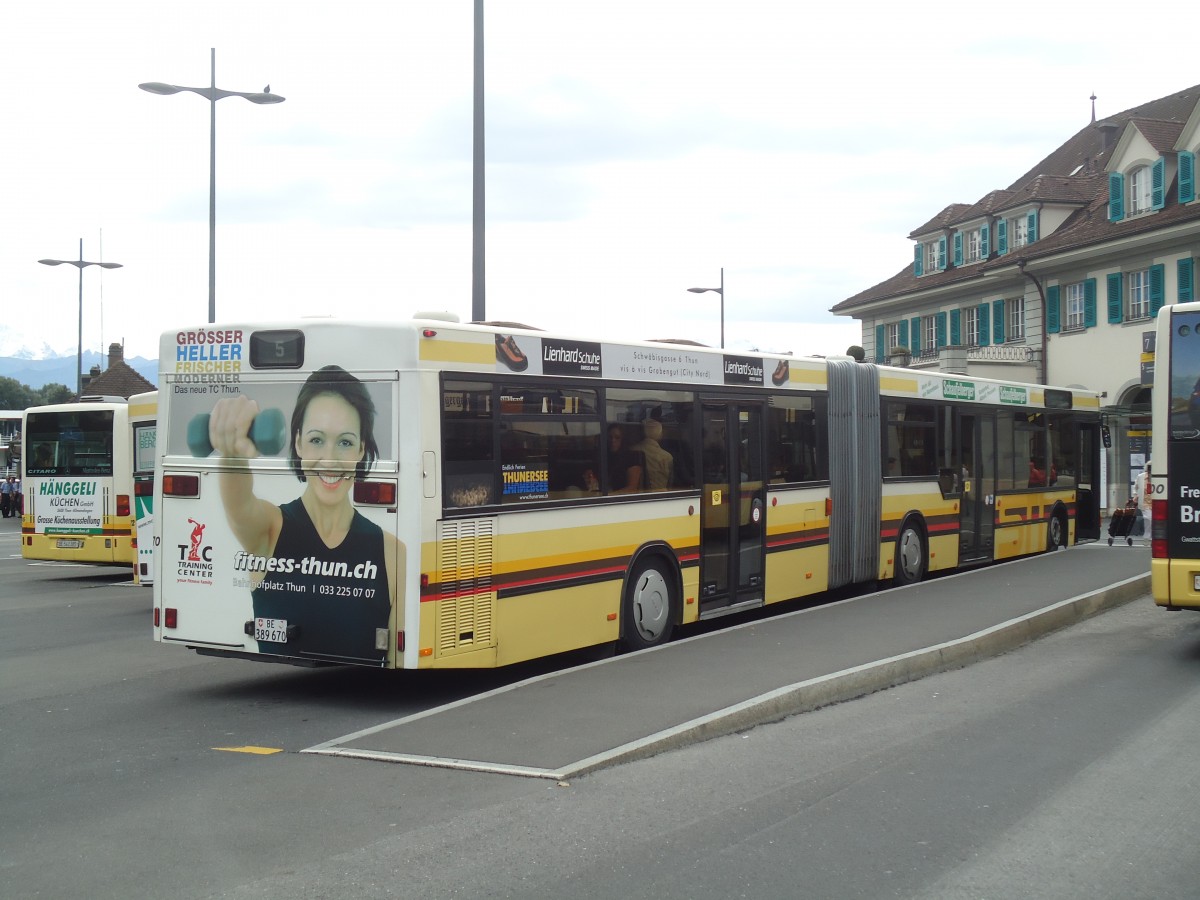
606 424 645 494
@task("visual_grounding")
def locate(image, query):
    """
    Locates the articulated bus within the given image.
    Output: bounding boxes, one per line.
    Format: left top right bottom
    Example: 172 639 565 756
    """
129 391 158 585
22 398 136 566
1150 300 1200 608
152 317 1101 669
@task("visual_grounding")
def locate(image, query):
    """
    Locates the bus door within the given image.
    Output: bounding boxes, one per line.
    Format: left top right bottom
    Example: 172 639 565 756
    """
699 400 766 615
957 411 996 563
1074 421 1102 541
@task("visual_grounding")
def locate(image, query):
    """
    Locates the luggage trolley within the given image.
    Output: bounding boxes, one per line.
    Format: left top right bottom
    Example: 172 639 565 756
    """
1107 501 1141 546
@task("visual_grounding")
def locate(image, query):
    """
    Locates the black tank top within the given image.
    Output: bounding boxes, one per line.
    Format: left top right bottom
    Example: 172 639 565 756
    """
252 497 392 664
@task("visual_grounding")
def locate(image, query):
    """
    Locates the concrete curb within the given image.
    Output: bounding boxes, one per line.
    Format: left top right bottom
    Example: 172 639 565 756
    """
561 573 1150 778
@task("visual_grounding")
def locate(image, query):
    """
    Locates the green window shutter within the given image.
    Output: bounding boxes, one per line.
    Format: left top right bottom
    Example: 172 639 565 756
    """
1109 172 1125 221
1152 158 1166 210
910 317 922 352
1180 257 1195 302
981 223 990 258
913 244 923 277
875 324 885 362
1150 264 1165 315
992 299 1006 343
1107 273 1124 324
1083 279 1097 328
936 312 947 348
937 237 947 270
1027 210 1038 242
898 319 909 348
950 308 962 345
1047 285 1061 334
1181 151 1196 204
997 219 1008 255
978 303 991 346
953 232 963 267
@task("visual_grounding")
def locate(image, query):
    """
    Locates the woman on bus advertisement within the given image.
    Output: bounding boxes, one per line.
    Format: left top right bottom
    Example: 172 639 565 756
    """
208 365 402 662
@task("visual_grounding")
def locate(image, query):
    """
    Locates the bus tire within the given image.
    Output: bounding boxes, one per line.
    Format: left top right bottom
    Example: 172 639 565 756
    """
894 517 927 586
621 558 677 652
1047 507 1068 550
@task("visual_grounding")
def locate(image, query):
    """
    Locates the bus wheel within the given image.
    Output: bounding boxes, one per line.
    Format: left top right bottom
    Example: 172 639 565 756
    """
894 519 927 586
621 559 676 651
1047 510 1067 550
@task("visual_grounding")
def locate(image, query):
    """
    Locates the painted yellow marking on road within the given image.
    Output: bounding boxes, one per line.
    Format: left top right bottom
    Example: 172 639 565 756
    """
213 746 284 755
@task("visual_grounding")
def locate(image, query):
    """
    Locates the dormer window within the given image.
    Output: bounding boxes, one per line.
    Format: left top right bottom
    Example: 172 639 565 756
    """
913 236 948 276
1109 159 1165 221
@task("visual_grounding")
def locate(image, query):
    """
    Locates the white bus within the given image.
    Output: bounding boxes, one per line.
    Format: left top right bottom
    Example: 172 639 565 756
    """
22 398 136 566
129 391 158 585
152 317 1102 669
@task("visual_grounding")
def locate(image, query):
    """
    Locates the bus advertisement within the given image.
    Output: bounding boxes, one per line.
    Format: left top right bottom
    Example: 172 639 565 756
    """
152 317 1101 669
22 399 135 566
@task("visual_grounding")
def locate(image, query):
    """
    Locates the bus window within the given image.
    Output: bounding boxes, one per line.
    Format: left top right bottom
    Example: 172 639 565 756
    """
767 394 826 483
1047 413 1079 488
605 389 695 491
885 402 939 477
442 381 496 508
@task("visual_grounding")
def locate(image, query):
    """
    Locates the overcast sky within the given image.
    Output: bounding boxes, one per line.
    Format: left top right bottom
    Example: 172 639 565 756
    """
3 1 1198 367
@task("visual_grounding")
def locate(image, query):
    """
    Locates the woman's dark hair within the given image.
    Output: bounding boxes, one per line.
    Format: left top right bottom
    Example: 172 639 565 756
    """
288 365 379 482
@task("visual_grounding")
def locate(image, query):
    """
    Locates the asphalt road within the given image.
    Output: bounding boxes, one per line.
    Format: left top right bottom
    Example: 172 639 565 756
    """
4 517 1199 899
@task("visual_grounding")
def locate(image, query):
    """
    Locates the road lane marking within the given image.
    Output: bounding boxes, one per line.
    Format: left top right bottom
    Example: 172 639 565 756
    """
213 746 284 755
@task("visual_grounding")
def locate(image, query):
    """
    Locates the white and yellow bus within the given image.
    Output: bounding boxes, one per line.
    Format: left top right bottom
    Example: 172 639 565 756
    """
129 391 158 585
22 398 136 566
152 317 1102 669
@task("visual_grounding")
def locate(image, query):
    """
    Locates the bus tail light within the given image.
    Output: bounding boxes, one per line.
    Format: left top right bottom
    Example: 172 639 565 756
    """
354 481 396 505
134 480 154 497
1151 499 1167 559
164 607 178 629
153 607 159 627
163 474 200 498
116 494 130 517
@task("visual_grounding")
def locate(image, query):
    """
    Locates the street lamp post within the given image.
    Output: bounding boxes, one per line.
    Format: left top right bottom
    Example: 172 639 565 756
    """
139 48 283 324
687 267 725 349
38 239 123 397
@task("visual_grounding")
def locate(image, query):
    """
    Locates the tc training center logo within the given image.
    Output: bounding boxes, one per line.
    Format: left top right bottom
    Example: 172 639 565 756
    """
176 517 215 584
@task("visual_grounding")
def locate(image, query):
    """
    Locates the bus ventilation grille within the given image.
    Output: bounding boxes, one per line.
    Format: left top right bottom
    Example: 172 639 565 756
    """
436 518 497 655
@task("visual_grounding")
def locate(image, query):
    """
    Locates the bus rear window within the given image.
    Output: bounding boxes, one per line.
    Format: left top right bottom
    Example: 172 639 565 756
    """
26 410 116 476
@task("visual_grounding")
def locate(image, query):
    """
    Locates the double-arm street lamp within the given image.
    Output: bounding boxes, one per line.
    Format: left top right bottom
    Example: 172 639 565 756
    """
687 267 725 349
38 239 123 397
139 48 284 324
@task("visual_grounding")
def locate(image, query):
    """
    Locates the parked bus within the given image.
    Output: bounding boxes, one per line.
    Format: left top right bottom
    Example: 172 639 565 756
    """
129 391 158 585
22 398 135 566
152 317 1101 668
1150 300 1200 608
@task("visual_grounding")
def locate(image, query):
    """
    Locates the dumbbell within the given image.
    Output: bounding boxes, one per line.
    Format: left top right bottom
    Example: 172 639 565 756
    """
187 408 287 458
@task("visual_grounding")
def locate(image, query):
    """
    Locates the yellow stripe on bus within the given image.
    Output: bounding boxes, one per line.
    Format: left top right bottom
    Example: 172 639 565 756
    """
419 339 494 365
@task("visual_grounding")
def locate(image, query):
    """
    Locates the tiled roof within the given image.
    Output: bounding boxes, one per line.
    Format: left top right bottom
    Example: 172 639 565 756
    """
908 204 973 239
835 83 1200 315
78 361 155 400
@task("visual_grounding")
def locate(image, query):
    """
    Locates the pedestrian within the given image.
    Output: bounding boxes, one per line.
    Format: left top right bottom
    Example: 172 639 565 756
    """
1133 463 1152 536
0 475 12 518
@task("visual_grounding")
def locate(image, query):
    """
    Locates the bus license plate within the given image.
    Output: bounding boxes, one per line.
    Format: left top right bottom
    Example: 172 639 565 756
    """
255 618 288 643
56 539 84 549
1194 575 1200 593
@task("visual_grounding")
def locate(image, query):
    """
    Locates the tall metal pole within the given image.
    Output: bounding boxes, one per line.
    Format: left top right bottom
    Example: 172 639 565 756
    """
472 0 486 322
209 48 218 325
719 267 725 351
77 239 84 398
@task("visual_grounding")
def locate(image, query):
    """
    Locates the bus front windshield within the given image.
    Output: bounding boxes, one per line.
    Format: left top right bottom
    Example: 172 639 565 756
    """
26 411 116 477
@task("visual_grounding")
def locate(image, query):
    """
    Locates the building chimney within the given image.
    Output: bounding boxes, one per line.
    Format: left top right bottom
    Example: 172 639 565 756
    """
108 342 124 369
